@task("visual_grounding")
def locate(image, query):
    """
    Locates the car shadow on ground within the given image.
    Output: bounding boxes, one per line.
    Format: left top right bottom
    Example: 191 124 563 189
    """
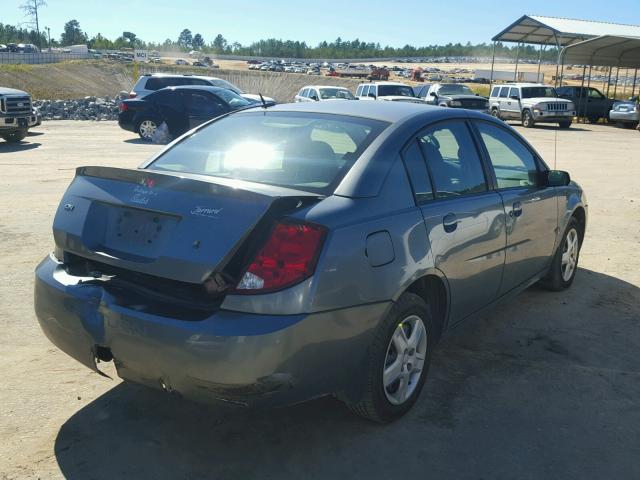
507 122 590 132
0 141 41 152
53 268 640 480
27 130 45 137
123 138 153 145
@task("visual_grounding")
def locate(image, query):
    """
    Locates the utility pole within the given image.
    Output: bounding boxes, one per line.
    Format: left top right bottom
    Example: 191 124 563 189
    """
46 26 51 51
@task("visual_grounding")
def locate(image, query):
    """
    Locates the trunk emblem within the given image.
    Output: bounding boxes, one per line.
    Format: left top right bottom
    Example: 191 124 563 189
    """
139 177 155 188
64 203 75 211
191 206 223 218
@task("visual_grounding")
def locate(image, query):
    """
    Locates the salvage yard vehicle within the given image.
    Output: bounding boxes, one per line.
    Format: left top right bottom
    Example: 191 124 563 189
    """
294 86 356 102
556 86 615 123
424 83 489 113
35 101 587 423
0 87 39 143
608 96 639 128
129 73 275 105
356 81 426 103
118 85 256 140
489 83 576 128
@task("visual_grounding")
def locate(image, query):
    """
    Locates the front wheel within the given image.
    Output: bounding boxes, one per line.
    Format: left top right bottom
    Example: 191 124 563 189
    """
540 218 582 291
522 110 535 128
490 108 501 120
558 120 572 129
343 293 434 423
2 128 28 143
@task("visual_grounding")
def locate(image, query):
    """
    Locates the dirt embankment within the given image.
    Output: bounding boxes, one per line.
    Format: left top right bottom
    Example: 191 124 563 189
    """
0 61 364 103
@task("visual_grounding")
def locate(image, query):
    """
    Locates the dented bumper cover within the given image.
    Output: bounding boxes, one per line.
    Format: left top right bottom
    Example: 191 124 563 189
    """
34 255 388 407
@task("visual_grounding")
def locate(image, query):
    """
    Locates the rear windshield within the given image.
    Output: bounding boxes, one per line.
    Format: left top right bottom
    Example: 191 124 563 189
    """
521 87 557 99
149 112 389 194
437 84 474 95
378 85 415 97
319 88 355 100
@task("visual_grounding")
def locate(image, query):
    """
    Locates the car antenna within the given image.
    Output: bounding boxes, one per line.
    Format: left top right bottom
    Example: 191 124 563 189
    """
259 93 268 109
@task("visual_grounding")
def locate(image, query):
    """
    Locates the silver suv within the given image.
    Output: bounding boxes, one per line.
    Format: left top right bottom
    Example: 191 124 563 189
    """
489 83 576 128
130 74 274 104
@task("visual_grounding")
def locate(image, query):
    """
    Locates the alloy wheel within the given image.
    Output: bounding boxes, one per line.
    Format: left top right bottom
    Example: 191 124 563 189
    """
383 315 428 406
139 120 157 140
561 228 579 282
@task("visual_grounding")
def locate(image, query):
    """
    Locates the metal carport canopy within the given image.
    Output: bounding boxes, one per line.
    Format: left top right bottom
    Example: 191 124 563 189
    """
492 15 640 46
559 35 640 68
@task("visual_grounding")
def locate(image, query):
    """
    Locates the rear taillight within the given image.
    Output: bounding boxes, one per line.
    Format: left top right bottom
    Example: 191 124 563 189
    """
233 221 327 294
119 102 128 113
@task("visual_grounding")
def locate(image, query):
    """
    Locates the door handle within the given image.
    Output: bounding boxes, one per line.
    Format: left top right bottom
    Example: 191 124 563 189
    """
443 213 459 233
510 202 523 217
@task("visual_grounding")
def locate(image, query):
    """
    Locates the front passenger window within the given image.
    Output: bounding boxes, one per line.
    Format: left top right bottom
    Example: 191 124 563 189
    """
476 122 540 189
419 121 487 199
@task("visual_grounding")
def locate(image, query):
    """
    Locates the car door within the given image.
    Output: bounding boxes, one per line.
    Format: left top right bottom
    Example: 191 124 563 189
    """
473 120 558 295
184 91 228 130
587 88 608 118
501 87 521 119
411 120 507 323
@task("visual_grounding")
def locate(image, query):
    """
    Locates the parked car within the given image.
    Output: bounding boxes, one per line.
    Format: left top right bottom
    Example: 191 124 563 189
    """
424 83 489 113
295 86 356 102
356 82 426 103
118 85 256 140
556 86 615 123
0 87 39 143
412 84 432 99
129 74 275 104
35 101 587 423
608 96 639 127
175 59 190 65
489 83 576 128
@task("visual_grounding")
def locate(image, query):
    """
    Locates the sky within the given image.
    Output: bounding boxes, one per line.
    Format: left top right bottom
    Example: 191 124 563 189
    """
4 0 639 47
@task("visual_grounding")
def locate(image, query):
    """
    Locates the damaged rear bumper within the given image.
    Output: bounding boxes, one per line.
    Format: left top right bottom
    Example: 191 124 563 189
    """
34 255 388 407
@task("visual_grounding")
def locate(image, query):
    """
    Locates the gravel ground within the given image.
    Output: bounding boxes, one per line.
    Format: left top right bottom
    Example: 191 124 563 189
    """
0 121 639 479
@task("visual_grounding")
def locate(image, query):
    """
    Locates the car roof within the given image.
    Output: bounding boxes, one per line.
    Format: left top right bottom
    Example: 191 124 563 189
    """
301 85 351 90
142 73 222 82
0 87 29 96
242 100 443 122
157 85 237 95
358 81 409 87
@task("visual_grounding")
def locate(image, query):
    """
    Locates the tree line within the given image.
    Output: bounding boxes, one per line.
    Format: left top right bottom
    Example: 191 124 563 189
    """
0 20 558 61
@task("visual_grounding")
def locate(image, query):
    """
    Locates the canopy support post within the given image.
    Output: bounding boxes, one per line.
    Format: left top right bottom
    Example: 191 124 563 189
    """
489 41 496 93
632 68 638 98
606 68 612 97
584 65 593 124
554 34 562 87
537 44 545 82
513 42 521 82
578 65 587 123
613 66 620 99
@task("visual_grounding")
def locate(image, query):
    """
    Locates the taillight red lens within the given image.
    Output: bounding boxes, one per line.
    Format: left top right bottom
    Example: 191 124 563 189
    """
234 221 327 294
119 102 128 113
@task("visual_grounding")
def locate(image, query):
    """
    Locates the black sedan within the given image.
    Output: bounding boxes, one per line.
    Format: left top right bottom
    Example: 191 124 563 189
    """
118 85 255 140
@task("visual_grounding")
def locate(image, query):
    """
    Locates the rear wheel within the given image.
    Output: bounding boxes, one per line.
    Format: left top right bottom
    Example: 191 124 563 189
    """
522 110 535 128
2 128 27 143
490 108 501 120
137 119 158 140
343 293 434 423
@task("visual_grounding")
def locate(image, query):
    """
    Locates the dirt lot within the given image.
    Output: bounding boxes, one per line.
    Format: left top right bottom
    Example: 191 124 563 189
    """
1 120 639 479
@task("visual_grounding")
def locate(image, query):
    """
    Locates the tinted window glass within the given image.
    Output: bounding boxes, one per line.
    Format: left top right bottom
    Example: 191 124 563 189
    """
150 112 389 194
148 90 183 110
499 87 510 98
490 86 500 97
476 122 540 189
402 141 433 204
508 87 519 98
419 121 486 198
588 88 603 99
319 88 355 100
378 85 414 97
521 87 557 98
356 85 363 96
146 77 170 90
185 92 225 116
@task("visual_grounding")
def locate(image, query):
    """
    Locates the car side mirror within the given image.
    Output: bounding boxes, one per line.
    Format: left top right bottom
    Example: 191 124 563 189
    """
547 170 571 187
310 94 319 101
368 92 376 99
429 92 437 97
509 95 520 100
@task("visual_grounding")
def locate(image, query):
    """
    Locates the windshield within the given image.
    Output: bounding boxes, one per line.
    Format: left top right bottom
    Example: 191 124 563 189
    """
378 85 415 97
149 112 389 194
210 78 243 95
522 87 557 99
319 88 355 100
437 84 474 95
214 89 252 108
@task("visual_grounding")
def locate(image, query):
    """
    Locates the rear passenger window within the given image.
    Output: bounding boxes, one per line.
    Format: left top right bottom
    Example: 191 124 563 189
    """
356 86 363 96
476 122 540 189
418 121 487 199
499 87 510 98
402 141 433 204
362 85 370 96
490 86 500 97
508 87 519 99
145 77 168 90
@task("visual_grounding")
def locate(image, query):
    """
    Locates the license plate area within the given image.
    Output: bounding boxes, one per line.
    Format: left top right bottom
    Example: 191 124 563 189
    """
83 202 180 261
18 118 28 127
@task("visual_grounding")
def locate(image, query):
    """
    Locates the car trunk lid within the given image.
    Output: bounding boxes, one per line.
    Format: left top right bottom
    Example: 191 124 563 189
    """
53 166 321 284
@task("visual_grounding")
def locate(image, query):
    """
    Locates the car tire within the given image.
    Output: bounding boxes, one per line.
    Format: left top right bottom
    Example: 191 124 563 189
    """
2 128 28 143
558 120 572 129
343 292 435 423
137 118 159 141
490 108 501 120
522 110 535 128
539 217 582 291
